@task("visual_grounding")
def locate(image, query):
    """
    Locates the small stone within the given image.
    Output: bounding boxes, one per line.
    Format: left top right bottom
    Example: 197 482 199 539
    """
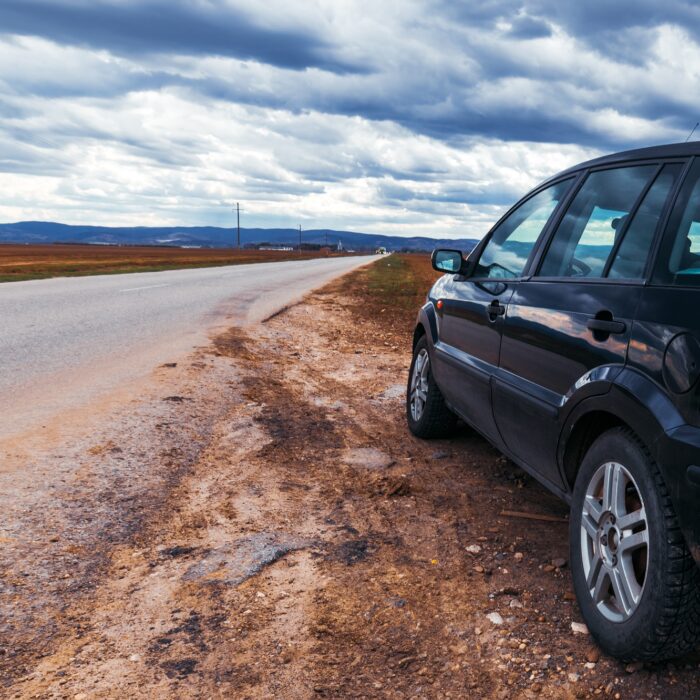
473 565 485 573
564 591 576 601
486 612 504 625
466 545 482 554
552 558 567 568
585 646 601 663
568 672 580 683
514 552 524 561
543 564 556 572
343 447 395 470
129 654 140 662
584 662 596 670
571 621 589 635
625 661 644 673
509 599 523 609
475 627 483 635
74 695 87 700
431 450 450 459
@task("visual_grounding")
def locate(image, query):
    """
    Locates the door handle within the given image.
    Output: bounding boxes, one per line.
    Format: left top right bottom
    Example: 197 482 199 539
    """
586 318 626 335
487 300 506 321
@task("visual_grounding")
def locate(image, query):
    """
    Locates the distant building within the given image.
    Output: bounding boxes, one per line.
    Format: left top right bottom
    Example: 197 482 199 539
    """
337 240 344 252
259 245 294 251
375 246 387 255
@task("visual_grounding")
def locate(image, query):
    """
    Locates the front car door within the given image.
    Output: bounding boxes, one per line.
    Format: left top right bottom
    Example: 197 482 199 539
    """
493 161 686 490
433 178 573 445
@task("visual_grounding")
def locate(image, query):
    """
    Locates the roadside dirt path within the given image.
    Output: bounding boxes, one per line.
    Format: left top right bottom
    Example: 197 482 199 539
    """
2 256 699 699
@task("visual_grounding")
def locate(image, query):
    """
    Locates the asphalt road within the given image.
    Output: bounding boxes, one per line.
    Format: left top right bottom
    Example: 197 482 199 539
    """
0 255 376 439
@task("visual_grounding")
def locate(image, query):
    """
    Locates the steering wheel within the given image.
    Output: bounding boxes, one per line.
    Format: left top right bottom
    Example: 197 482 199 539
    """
569 257 592 278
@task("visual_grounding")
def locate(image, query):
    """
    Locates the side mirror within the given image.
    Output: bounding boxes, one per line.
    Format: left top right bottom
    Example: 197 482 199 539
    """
432 248 467 275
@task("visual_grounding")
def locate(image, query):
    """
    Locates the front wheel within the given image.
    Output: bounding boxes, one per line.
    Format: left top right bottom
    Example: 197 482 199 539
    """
570 427 700 661
406 336 458 439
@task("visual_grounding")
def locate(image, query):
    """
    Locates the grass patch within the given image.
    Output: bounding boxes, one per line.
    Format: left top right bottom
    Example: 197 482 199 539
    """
333 253 439 344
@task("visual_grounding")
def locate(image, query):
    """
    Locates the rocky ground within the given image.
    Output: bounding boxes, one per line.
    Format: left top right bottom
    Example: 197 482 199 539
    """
1 255 699 699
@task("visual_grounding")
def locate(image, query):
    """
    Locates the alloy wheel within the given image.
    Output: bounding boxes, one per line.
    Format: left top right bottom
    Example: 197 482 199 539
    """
579 461 649 623
409 348 430 421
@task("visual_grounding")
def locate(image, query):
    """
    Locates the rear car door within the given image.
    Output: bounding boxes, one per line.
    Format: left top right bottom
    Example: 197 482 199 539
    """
433 178 572 444
629 157 700 422
493 161 685 489
627 157 700 551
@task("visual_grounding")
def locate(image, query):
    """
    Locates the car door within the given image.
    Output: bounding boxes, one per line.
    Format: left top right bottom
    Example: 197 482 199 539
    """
433 178 573 445
493 161 685 489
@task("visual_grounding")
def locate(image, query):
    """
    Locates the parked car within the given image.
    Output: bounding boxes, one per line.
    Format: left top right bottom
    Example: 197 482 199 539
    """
407 142 700 661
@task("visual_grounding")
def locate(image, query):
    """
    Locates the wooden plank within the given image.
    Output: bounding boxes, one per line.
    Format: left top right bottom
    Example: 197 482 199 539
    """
499 509 568 523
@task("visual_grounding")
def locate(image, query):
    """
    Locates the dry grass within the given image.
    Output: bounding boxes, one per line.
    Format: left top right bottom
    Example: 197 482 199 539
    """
333 252 440 343
0 244 346 282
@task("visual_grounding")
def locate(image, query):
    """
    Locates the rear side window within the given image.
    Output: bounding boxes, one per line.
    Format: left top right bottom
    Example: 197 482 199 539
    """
538 165 657 278
608 163 683 279
474 179 572 280
655 160 700 286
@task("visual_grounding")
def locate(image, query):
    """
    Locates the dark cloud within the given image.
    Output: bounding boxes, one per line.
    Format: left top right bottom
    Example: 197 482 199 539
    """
528 0 700 37
0 0 361 73
506 15 552 39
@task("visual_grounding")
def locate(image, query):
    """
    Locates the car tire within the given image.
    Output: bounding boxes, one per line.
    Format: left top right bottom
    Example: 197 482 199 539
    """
570 427 700 661
406 336 458 439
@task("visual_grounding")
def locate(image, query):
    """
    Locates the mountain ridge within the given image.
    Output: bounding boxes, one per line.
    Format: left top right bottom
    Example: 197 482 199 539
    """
0 221 479 252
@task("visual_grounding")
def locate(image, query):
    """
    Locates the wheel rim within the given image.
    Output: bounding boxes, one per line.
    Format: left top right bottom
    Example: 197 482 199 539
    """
579 462 649 623
409 348 430 421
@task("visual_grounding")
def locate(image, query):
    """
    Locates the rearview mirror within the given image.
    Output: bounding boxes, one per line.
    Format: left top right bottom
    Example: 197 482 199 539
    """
432 249 465 274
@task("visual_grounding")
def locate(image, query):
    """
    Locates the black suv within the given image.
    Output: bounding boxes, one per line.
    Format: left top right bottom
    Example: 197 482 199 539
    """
407 142 700 661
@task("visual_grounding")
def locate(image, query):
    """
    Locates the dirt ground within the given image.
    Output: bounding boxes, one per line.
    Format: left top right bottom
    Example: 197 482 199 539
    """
1 255 699 699
0 244 345 282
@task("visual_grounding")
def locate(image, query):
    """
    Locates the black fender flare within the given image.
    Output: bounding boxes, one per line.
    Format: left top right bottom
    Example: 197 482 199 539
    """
556 367 684 489
414 301 438 349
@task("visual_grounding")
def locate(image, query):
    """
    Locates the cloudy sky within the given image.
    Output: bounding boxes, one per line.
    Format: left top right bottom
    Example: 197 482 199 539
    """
0 1 698 238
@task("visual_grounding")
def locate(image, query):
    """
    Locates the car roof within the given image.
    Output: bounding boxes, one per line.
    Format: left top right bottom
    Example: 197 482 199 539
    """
546 140 700 184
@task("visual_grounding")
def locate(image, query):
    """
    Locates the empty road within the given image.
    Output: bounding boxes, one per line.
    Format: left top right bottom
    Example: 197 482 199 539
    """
0 255 376 439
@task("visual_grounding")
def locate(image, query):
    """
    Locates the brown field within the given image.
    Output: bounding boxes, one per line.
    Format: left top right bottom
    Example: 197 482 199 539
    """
0 243 347 282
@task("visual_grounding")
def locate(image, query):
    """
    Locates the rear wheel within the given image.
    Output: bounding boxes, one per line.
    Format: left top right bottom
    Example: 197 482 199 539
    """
570 427 700 661
406 336 458 438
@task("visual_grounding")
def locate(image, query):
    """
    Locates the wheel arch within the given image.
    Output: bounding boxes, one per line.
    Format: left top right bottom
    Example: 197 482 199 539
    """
414 302 438 350
561 410 627 491
559 369 681 493
412 322 426 350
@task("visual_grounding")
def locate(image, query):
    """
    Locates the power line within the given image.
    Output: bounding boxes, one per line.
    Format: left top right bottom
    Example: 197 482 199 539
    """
686 122 699 142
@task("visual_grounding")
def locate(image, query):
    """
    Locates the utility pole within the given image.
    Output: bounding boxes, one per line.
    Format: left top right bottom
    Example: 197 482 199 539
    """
232 203 241 248
299 224 302 255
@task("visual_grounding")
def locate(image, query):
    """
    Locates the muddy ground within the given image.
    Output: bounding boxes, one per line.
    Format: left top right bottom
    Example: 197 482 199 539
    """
1 255 699 699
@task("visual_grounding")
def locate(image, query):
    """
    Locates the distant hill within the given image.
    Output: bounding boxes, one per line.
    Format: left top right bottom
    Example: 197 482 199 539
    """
0 221 479 253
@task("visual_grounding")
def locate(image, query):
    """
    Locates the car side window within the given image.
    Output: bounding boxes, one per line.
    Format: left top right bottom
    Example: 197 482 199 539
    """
473 179 572 280
538 165 657 278
651 160 700 286
608 164 683 279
